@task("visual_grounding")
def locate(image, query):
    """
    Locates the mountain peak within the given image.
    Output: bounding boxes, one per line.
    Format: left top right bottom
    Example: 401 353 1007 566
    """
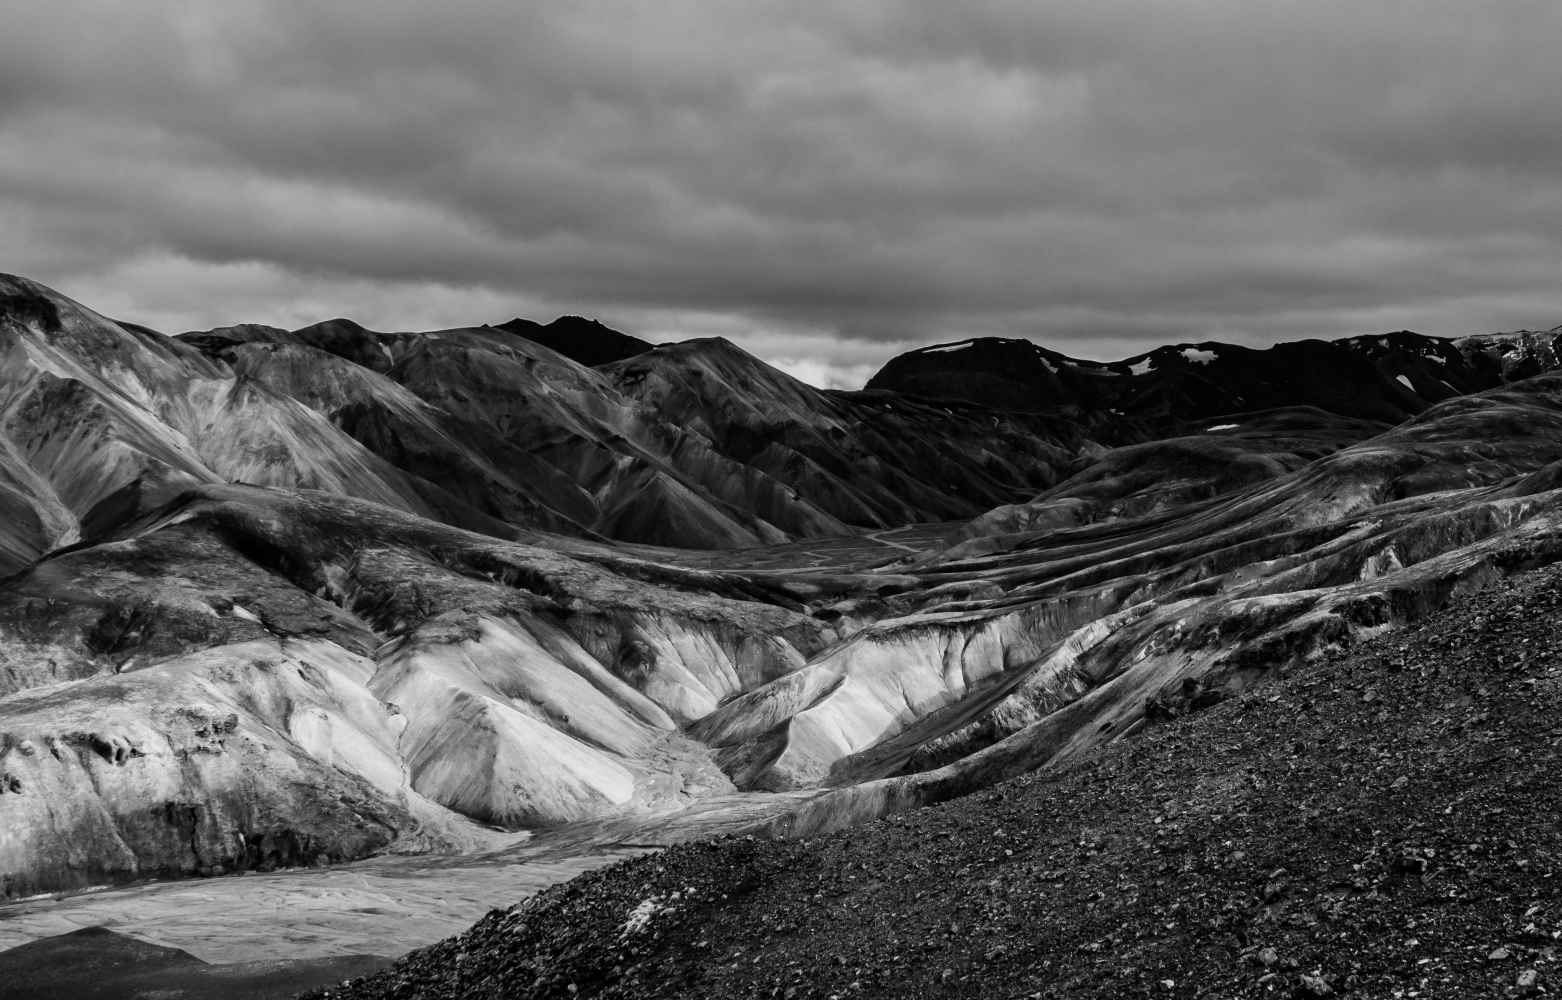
496 315 653 368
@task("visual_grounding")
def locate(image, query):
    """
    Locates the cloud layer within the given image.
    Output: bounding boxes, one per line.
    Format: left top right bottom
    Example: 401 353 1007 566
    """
4 1 1561 385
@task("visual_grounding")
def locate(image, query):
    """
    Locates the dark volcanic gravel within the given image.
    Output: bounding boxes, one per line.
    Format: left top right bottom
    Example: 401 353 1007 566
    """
302 565 1562 999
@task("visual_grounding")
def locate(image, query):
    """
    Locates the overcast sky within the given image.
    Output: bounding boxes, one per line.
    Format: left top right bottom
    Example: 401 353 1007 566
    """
3 2 1561 387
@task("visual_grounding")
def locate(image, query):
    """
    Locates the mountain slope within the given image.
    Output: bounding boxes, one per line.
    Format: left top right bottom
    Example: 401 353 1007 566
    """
10 270 1562 979
0 275 515 577
603 338 1073 526
176 313 1074 548
866 329 1561 440
314 563 1562 999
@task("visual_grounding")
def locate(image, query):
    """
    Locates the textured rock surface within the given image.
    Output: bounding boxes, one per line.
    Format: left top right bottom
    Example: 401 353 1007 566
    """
309 565 1562 999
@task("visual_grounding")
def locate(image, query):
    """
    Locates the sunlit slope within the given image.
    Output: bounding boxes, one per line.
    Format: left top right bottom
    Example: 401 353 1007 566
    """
0 274 520 576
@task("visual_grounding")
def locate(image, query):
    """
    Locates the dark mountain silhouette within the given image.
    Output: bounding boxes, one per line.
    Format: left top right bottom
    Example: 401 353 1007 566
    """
494 315 656 368
867 330 1561 440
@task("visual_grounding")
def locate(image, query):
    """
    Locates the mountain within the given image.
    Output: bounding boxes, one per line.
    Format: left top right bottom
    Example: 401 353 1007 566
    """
865 329 1562 439
171 311 1077 550
7 273 1562 995
494 315 655 367
312 565 1562 999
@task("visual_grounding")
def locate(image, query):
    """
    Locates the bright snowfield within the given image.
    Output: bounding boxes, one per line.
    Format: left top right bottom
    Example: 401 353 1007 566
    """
4 273 1562 981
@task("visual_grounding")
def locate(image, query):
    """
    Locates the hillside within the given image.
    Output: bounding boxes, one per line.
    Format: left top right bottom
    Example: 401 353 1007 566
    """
307 562 1562 999
4 273 1562 999
866 329 1562 440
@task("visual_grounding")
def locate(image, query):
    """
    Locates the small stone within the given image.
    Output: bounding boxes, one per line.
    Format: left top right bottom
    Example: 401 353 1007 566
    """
1391 776 1409 790
1297 973 1334 996
940 968 955 983
1160 979 1175 990
1518 969 1538 989
1491 947 1512 960
1258 947 1279 968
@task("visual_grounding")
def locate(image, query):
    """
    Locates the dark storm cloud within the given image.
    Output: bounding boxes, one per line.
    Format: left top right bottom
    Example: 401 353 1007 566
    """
3 1 1561 383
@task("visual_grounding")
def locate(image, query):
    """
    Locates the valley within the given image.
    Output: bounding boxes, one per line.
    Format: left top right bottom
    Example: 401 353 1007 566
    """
2 272 1562 997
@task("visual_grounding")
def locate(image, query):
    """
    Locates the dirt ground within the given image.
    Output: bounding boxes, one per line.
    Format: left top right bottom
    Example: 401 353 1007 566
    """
303 563 1562 999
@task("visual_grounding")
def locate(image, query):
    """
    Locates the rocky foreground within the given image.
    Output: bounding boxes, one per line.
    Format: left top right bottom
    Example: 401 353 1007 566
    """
306 564 1562 999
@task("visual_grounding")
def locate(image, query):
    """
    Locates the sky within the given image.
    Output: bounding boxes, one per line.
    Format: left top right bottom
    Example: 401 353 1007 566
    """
3 2 1561 388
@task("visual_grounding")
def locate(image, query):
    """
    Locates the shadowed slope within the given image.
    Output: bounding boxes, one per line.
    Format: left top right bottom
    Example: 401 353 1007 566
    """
944 407 1394 555
212 339 601 535
178 315 1082 549
866 330 1562 440
605 338 1076 525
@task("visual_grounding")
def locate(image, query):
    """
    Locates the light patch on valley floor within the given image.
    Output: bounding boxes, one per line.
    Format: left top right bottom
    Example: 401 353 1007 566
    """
0 848 648 963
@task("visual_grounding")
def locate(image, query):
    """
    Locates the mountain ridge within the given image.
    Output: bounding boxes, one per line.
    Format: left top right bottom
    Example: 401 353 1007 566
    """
7 274 1562 996
866 328 1562 439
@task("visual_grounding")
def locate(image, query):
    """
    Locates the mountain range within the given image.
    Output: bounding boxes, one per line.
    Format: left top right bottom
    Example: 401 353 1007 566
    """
4 268 1562 942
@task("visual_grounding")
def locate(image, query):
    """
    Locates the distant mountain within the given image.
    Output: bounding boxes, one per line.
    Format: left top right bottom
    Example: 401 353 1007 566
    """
493 315 655 368
866 328 1562 438
601 337 1075 529
0 275 1081 570
1455 325 1562 382
178 321 1075 548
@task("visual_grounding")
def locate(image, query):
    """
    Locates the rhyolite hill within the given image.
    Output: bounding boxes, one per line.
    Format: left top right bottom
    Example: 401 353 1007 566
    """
305 563 1562 1000
3 265 1562 943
